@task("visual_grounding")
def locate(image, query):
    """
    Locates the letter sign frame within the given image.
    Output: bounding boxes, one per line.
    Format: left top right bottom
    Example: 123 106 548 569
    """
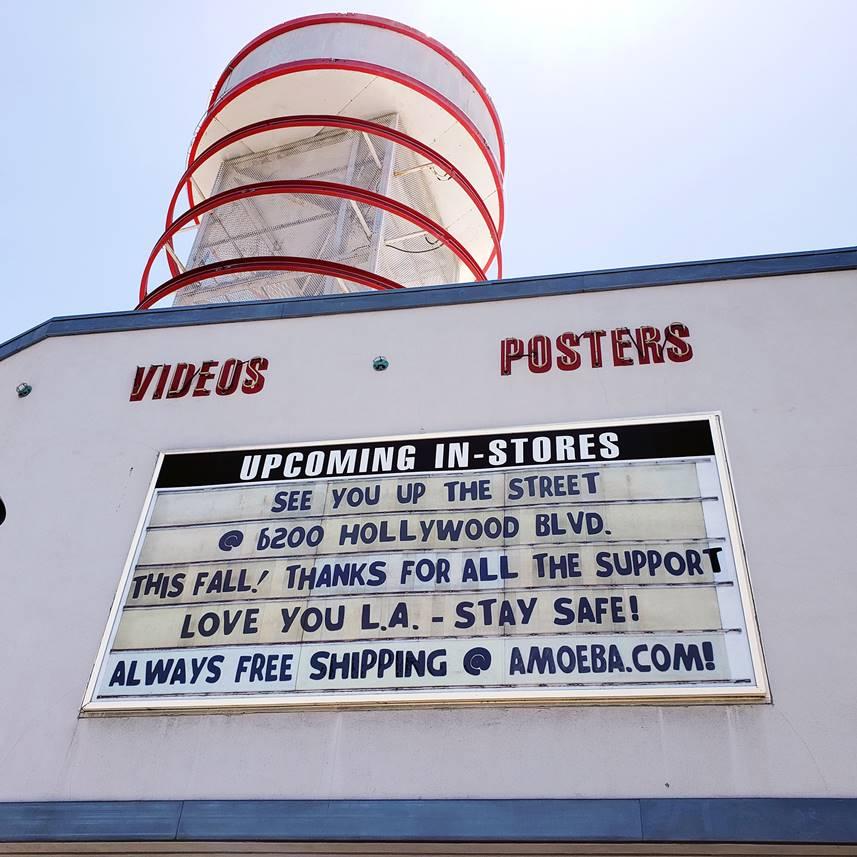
82 413 769 714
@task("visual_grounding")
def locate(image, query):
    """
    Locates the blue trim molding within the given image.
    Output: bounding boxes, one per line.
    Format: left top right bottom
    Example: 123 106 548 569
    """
0 801 181 842
2 245 857 364
0 799 855 844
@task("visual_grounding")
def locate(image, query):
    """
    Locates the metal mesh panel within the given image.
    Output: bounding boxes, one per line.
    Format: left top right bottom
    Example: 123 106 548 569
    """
171 192 463 305
167 114 493 307
172 270 373 305
384 118 493 278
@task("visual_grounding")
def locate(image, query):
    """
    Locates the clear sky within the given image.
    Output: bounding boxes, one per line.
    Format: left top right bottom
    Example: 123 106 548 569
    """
1 0 855 343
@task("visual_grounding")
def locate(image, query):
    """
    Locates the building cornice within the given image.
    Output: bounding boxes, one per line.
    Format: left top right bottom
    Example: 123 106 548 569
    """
3 245 856 363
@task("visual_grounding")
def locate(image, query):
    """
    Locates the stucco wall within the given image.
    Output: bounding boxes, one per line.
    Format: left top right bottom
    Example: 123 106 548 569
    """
0 269 855 800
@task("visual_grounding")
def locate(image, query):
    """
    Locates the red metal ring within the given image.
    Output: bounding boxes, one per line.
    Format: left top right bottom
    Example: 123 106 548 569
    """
137 257 403 310
165 114 501 280
141 179 487 303
187 60 504 231
208 12 505 174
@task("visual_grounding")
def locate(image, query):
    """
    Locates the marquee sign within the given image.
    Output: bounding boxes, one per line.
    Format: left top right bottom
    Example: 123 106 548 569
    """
83 415 767 712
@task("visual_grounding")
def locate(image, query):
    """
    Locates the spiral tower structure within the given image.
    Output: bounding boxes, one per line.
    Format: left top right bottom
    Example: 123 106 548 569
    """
138 13 505 309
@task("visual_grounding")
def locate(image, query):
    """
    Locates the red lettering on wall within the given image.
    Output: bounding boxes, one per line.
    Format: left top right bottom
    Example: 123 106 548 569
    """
129 365 158 402
242 357 269 394
610 328 634 367
166 363 196 399
499 325 693 376
664 323 694 363
153 364 172 399
129 357 269 401
527 335 552 374
556 332 581 371
635 326 664 364
215 358 242 396
193 360 218 397
500 338 525 375
579 331 606 368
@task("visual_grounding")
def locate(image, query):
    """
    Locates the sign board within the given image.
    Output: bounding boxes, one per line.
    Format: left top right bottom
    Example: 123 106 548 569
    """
83 415 767 712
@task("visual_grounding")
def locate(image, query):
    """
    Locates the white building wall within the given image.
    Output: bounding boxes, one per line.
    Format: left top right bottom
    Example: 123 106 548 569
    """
0 268 855 800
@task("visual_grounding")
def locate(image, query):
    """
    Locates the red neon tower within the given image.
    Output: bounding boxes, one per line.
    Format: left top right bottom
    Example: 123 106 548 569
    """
138 13 505 309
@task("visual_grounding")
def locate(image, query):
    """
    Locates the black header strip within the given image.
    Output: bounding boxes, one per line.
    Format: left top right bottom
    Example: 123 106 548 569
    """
156 420 715 489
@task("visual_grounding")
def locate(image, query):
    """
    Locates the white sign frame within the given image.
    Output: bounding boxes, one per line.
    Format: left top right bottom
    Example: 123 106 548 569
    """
81 413 769 714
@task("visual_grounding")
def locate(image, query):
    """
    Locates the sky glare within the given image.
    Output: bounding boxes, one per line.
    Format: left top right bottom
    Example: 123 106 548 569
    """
1 0 855 343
